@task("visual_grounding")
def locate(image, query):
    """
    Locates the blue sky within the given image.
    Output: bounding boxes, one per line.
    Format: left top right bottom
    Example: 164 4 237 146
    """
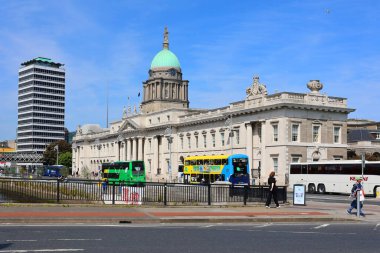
1 0 379 140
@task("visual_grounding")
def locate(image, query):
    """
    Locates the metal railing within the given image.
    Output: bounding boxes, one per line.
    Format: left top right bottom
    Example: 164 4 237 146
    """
0 178 287 205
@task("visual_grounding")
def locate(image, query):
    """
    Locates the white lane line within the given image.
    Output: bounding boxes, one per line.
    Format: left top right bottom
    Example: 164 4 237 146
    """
313 224 330 230
374 223 380 231
48 239 102 241
255 224 272 228
6 240 37 242
203 225 214 228
0 249 84 252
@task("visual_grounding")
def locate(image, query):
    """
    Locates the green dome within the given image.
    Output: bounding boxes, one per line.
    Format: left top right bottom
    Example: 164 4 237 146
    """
150 48 181 69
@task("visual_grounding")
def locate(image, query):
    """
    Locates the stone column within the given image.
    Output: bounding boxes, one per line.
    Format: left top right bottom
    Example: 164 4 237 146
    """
137 137 143 161
246 123 253 175
116 141 120 161
260 121 266 184
153 136 159 176
132 138 137 160
126 139 131 161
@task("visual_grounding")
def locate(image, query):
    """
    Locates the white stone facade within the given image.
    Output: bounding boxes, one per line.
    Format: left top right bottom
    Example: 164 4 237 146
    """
72 30 354 185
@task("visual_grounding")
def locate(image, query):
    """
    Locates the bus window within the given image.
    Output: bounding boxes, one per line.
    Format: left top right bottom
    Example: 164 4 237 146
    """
290 164 301 174
308 165 318 174
221 159 227 165
214 159 221 165
204 159 209 165
178 165 184 173
197 160 204 165
132 161 144 175
185 160 191 166
209 160 214 165
190 160 197 166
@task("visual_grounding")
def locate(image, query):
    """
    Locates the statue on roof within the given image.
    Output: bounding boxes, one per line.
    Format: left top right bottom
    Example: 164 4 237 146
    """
122 106 127 119
246 75 268 99
163 27 169 49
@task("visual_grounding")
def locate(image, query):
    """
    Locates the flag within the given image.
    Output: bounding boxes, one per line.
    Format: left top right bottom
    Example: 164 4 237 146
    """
127 96 130 100
138 92 140 97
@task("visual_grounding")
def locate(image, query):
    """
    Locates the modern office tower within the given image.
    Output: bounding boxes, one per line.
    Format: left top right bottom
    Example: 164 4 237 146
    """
17 57 65 153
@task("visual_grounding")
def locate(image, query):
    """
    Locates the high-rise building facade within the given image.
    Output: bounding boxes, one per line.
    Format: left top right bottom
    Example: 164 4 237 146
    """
17 57 65 153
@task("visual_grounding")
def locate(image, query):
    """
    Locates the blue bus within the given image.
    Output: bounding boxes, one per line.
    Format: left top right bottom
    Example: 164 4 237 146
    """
184 154 250 185
43 165 64 177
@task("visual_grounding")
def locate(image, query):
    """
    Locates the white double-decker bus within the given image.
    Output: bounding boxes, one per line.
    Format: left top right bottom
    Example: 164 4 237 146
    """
289 160 380 196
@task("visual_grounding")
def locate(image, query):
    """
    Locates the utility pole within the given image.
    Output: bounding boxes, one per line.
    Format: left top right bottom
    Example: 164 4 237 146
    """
225 115 233 155
165 127 172 182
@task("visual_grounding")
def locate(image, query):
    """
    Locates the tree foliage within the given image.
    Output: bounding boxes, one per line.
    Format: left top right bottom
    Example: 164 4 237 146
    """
58 152 72 168
43 140 72 165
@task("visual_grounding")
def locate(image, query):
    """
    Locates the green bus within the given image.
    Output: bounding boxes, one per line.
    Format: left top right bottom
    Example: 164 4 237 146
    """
101 160 146 186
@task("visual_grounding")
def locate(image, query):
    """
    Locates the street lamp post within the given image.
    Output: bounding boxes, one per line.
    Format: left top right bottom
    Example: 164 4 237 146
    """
225 116 233 155
164 127 172 182
95 138 100 177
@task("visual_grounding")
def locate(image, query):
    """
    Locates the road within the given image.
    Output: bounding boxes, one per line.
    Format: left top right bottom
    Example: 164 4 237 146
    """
0 223 379 253
290 192 380 206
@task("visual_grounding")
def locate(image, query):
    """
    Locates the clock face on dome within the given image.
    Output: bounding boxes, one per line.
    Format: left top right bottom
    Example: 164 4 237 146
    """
170 69 176 76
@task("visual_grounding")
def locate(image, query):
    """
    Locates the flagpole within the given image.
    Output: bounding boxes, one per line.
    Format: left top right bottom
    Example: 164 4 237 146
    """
106 83 109 128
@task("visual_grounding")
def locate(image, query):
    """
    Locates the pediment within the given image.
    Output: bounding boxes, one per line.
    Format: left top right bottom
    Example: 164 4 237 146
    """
118 118 140 132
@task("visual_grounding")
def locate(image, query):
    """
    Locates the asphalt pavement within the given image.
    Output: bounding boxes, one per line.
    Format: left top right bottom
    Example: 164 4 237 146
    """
0 198 379 224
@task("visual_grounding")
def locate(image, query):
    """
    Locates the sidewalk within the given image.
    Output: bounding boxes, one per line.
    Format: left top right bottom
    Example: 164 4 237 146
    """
0 201 378 224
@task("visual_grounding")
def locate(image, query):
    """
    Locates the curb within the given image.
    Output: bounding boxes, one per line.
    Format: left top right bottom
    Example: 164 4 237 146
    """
0 216 357 224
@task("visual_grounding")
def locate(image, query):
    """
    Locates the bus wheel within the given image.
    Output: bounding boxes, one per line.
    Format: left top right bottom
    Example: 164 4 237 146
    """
374 186 379 198
308 184 316 194
317 184 326 194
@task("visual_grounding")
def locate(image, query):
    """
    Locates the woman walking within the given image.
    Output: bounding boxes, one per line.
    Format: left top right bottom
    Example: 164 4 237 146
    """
265 171 280 208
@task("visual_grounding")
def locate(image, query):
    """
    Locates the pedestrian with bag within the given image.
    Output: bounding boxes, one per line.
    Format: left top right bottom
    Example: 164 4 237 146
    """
347 177 365 216
265 171 280 208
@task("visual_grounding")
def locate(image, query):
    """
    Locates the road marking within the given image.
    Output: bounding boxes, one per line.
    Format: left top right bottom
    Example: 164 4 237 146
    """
255 224 272 228
48 239 102 241
202 225 214 228
313 224 330 229
0 249 84 252
6 240 37 242
374 223 380 231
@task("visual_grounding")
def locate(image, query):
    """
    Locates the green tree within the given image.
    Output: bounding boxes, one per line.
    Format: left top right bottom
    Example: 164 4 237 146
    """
43 140 72 165
58 152 72 168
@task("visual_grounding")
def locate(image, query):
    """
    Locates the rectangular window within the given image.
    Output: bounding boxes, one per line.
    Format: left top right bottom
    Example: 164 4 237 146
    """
221 132 225 146
212 133 216 147
333 126 341 143
291 156 301 163
187 136 191 149
180 137 183 149
376 133 380 140
272 157 279 173
273 124 278 142
195 136 199 148
203 134 207 148
235 130 240 144
291 124 299 142
313 125 321 143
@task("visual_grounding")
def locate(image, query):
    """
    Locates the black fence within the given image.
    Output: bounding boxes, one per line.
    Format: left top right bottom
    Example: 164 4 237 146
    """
0 177 287 205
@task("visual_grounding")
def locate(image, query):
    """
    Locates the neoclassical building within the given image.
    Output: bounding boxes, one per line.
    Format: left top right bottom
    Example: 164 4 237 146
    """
72 28 354 185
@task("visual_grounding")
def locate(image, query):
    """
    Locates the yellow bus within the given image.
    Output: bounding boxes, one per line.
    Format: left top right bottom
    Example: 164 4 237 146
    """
184 154 249 185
